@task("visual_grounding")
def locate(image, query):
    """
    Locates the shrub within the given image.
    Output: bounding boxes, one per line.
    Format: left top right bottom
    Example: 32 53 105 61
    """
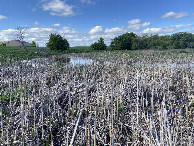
46 33 69 50
91 37 106 50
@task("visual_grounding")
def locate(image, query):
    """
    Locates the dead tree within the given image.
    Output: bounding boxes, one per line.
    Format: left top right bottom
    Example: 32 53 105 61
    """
15 26 28 52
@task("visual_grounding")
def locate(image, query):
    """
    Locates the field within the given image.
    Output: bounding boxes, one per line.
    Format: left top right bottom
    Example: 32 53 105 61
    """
0 47 194 145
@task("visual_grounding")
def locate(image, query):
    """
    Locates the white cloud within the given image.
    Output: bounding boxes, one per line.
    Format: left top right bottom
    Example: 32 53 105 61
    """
0 26 79 47
89 26 103 35
161 11 188 19
127 19 151 30
34 21 39 25
142 24 193 35
87 19 151 44
127 19 141 25
0 29 17 41
105 27 124 34
53 23 61 27
0 15 7 20
60 26 77 34
80 0 95 5
42 0 75 17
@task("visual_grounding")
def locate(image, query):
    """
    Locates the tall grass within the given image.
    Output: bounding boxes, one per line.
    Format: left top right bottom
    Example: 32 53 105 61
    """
0 50 193 145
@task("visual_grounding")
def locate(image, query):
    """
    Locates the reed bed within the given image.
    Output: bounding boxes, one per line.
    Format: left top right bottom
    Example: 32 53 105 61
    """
0 50 193 145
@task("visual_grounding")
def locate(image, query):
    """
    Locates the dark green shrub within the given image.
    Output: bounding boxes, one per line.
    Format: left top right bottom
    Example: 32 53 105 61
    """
46 33 69 50
91 37 106 50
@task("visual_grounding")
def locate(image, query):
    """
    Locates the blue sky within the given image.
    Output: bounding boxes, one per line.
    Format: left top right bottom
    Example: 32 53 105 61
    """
0 0 194 46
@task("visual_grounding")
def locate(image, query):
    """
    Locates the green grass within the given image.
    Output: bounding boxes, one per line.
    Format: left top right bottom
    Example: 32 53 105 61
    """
0 46 49 63
0 46 193 64
0 46 87 63
0 46 112 64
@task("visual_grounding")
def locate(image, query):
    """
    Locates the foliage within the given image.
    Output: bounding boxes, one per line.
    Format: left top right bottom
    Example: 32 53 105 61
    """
110 32 137 50
111 32 194 50
91 37 107 50
0 41 6 46
46 33 69 50
31 41 36 47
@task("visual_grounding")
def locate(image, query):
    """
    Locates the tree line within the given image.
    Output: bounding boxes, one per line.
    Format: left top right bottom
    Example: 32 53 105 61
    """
110 32 194 50
90 32 194 50
43 32 194 51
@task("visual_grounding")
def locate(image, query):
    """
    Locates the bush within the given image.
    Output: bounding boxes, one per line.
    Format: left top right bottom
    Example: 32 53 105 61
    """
91 37 106 50
46 33 69 50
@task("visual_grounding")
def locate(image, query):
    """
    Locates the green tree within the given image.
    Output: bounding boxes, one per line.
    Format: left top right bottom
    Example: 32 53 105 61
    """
110 32 137 50
0 41 6 46
31 41 36 47
46 33 69 50
91 37 106 50
173 40 181 49
170 32 194 49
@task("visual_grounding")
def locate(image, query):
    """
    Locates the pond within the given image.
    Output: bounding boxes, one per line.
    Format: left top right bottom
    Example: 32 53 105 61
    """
21 57 94 67
70 57 93 66
21 57 194 69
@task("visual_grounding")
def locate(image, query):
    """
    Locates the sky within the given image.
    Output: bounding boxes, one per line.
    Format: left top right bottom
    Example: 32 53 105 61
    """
0 0 194 47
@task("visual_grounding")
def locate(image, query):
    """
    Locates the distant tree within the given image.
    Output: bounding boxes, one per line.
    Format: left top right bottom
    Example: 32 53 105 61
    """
46 33 69 50
170 32 194 49
110 31 194 50
91 37 106 50
173 40 181 49
0 41 6 46
110 32 137 50
31 41 36 47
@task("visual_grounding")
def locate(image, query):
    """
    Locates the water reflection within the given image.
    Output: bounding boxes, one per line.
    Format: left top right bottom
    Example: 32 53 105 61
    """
70 57 92 66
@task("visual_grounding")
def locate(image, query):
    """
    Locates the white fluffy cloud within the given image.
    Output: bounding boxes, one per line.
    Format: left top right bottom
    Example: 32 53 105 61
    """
105 27 124 34
87 19 151 44
0 29 17 41
142 24 193 35
42 0 75 17
34 21 39 25
0 15 7 20
52 23 60 27
161 11 188 19
80 0 95 5
127 19 151 30
61 26 77 34
89 26 103 35
127 19 141 25
0 26 80 46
